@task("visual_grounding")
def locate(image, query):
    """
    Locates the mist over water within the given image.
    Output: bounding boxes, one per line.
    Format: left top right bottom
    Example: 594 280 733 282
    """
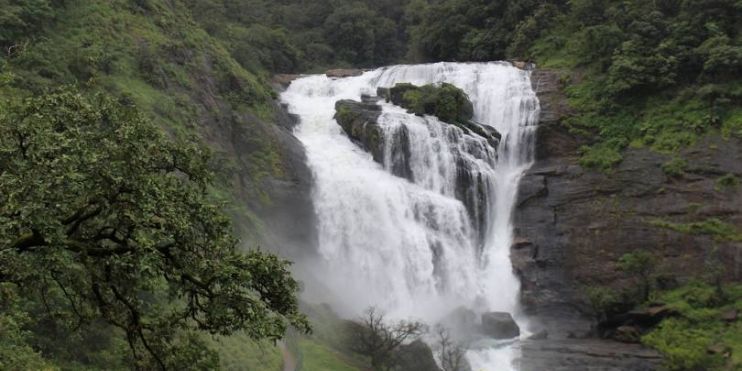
281 62 539 370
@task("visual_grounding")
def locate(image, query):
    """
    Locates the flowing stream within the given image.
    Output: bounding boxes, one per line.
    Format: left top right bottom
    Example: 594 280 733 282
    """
281 62 539 370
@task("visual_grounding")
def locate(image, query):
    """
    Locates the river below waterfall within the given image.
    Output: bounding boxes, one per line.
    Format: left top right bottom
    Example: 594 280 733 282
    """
281 62 540 370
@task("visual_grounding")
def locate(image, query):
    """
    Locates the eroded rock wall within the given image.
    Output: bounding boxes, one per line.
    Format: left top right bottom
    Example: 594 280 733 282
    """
514 69 742 336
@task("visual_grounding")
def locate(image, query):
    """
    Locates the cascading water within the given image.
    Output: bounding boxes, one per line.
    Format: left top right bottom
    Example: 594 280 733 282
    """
281 62 539 370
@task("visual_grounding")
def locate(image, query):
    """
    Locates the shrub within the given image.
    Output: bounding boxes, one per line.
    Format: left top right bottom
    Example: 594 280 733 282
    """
662 157 688 177
579 144 623 170
389 82 473 124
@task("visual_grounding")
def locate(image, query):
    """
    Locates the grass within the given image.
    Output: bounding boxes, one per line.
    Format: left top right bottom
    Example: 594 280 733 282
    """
297 339 363 371
205 334 283 371
662 157 688 177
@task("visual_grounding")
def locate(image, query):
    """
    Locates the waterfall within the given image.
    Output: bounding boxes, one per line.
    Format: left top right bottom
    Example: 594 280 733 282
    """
281 62 539 370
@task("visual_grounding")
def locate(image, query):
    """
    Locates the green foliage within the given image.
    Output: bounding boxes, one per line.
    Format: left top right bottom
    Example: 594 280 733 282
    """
184 0 409 71
298 339 362 371
0 0 54 50
0 90 308 368
642 282 742 371
716 173 740 190
662 157 688 177
205 335 283 371
446 0 742 170
643 318 725 371
323 3 401 66
579 144 623 170
0 285 54 371
389 82 474 124
651 218 742 242
585 285 621 318
336 105 361 126
617 250 657 301
407 0 552 62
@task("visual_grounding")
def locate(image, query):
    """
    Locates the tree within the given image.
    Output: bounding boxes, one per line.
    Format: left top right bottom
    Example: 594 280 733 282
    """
0 90 309 369
347 307 426 371
435 326 469 371
617 250 657 302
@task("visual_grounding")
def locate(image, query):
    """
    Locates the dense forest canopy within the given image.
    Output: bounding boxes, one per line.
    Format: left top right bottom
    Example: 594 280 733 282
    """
0 0 740 369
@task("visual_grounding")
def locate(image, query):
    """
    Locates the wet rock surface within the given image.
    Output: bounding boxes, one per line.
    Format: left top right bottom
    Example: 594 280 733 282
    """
511 67 742 369
481 312 520 339
394 340 443 371
334 99 388 165
517 339 663 371
326 68 364 78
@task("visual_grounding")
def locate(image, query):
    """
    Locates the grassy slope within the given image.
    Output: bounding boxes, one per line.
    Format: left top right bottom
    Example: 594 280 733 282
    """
1 0 282 237
0 1 306 368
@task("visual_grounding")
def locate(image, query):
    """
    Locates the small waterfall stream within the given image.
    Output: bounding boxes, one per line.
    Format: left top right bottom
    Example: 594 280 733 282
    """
281 62 539 370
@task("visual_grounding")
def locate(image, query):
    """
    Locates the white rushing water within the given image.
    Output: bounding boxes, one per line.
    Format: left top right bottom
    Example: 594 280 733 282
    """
281 62 539 370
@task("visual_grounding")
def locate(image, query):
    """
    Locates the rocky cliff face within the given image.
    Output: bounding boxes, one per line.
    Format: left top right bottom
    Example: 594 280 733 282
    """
513 68 742 368
191 71 317 259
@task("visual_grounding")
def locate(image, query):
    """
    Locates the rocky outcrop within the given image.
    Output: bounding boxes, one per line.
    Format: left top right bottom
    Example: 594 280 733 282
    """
511 67 742 367
334 99 401 172
481 312 520 339
377 84 501 147
394 340 443 371
326 68 364 78
518 339 663 371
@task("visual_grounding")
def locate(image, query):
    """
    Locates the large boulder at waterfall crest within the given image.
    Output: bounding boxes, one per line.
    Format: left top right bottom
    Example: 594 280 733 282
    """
378 83 501 147
381 83 474 123
481 312 520 339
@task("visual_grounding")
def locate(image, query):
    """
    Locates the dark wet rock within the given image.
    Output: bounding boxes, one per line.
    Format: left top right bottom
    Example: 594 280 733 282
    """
334 99 415 181
613 325 642 343
514 69 742 343
598 305 678 340
252 102 318 259
272 74 300 90
511 67 742 369
334 99 386 163
517 339 662 371
394 340 443 371
326 68 364 78
481 312 520 339
455 158 490 246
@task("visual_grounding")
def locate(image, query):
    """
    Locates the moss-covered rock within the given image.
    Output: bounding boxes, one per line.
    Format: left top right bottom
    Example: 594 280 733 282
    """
380 82 473 123
333 99 386 164
378 83 501 146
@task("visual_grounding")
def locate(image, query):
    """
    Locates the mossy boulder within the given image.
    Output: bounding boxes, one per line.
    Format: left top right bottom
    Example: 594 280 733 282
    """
334 99 414 180
380 82 474 124
335 100 383 156
378 83 500 147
